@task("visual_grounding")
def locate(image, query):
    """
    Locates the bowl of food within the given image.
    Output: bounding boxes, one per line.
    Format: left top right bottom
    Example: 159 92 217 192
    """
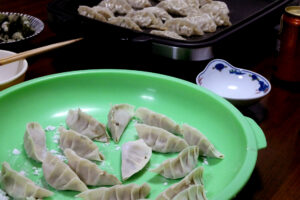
0 49 28 90
0 12 44 45
196 59 271 106
0 69 266 199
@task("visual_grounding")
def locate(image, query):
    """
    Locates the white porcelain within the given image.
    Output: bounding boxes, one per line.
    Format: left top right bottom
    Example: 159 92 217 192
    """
0 50 28 91
196 59 271 106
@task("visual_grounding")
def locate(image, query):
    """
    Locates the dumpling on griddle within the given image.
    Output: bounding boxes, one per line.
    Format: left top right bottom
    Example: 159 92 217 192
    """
91 6 114 20
142 7 172 22
108 16 142 31
164 18 204 37
126 0 152 9
187 13 217 32
78 5 107 22
99 0 133 15
126 10 165 30
200 1 231 26
156 0 191 16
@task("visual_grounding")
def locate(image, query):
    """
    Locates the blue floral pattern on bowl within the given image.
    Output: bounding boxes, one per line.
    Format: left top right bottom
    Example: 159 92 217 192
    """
196 59 271 105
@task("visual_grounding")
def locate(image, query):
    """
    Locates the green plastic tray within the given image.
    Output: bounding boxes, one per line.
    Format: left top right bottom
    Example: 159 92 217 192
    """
0 70 266 199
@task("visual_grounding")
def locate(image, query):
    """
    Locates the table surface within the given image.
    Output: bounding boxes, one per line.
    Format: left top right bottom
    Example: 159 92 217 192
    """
1 0 300 199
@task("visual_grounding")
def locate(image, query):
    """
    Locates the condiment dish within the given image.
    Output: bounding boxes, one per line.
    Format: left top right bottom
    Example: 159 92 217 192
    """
196 59 271 106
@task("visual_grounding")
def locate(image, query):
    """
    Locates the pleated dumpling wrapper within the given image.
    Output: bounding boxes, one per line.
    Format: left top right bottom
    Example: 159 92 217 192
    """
1 162 53 199
122 139 152 180
181 123 224 159
66 108 110 142
135 123 188 153
135 107 181 135
76 183 151 200
23 122 47 162
173 185 207 200
150 146 199 179
156 166 204 200
64 148 121 186
59 127 104 161
107 103 135 143
42 152 88 192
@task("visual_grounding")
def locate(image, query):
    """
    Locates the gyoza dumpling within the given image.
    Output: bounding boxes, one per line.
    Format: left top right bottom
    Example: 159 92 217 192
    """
64 149 121 186
99 0 132 15
181 123 224 159
187 13 217 32
135 107 181 135
126 10 165 30
92 6 114 20
135 124 188 153
59 127 104 161
164 18 204 37
173 185 207 200
66 108 110 142
122 139 152 180
107 103 135 143
200 1 231 26
150 30 186 40
143 7 172 22
150 146 199 179
126 0 151 9
78 5 107 22
156 0 190 16
76 183 151 200
42 152 88 192
1 162 53 199
185 0 200 8
23 122 47 162
156 166 204 200
108 16 142 32
199 0 212 6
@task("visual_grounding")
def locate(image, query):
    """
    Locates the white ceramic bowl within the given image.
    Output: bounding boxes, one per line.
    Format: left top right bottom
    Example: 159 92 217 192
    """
0 50 28 91
196 59 271 106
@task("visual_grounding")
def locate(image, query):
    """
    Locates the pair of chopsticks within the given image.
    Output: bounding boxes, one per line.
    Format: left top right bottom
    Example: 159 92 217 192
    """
0 38 83 66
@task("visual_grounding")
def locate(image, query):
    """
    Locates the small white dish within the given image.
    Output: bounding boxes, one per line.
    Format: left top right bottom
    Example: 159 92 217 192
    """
0 49 28 91
196 59 271 106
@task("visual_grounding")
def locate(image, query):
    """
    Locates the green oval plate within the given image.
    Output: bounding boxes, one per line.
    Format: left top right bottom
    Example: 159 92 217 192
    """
0 69 266 199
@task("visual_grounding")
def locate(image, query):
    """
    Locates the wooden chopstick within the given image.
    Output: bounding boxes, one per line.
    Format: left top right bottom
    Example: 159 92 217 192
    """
0 38 83 66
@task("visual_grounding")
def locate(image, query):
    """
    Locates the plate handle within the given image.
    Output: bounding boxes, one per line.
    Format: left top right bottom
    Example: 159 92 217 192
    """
245 117 267 150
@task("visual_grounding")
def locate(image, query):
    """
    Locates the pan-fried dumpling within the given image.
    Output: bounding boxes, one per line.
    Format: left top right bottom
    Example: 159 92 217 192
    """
108 16 142 32
107 103 135 143
150 30 186 40
23 122 47 162
42 152 88 192
135 107 181 135
78 5 107 22
59 127 104 161
181 123 224 159
156 0 190 16
200 1 231 26
185 0 200 8
64 149 121 186
164 18 204 37
76 183 151 200
187 14 217 32
143 7 172 22
66 108 110 142
126 0 151 9
155 166 204 200
126 10 165 30
1 162 53 199
99 0 132 15
173 185 207 200
150 146 199 179
135 124 188 153
122 139 152 180
92 6 114 20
